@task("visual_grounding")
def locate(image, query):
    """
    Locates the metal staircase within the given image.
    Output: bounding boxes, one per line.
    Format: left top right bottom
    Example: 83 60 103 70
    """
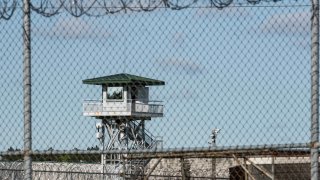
127 121 159 149
126 121 160 178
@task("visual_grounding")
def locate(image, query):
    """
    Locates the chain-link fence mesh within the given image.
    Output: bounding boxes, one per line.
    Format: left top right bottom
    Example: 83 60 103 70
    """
0 0 318 179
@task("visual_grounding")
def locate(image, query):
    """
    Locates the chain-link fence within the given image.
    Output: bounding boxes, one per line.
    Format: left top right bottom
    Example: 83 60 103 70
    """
0 0 319 179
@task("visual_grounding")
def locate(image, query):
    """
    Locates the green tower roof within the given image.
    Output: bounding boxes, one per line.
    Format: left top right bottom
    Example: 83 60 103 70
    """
83 73 165 86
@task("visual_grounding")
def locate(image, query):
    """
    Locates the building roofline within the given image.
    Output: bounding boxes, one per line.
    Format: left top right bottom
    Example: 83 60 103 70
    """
82 73 165 86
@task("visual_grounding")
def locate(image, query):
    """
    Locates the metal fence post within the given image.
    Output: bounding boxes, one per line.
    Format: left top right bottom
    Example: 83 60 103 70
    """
23 0 32 179
311 0 319 179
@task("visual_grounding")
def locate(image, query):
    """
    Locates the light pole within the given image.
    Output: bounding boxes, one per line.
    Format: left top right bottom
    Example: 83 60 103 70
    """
209 128 220 179
210 128 220 146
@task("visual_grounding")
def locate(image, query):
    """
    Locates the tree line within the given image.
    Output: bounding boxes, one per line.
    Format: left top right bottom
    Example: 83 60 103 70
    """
2 146 101 163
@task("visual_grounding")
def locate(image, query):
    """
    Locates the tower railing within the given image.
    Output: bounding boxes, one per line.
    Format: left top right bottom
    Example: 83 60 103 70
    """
83 99 164 116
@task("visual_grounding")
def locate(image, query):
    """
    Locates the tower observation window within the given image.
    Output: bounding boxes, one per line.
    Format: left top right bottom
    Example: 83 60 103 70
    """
107 87 123 100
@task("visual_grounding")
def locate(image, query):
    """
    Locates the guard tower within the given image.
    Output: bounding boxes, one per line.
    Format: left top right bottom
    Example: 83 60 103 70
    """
83 73 164 176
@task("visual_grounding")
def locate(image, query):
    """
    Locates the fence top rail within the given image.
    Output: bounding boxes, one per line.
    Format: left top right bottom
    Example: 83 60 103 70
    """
0 143 310 157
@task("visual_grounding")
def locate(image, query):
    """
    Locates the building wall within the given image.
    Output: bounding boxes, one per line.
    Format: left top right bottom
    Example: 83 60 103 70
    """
145 156 312 179
230 163 315 180
145 157 238 178
0 156 313 179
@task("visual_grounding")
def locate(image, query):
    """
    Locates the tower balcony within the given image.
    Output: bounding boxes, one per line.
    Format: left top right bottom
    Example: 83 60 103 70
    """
83 99 164 118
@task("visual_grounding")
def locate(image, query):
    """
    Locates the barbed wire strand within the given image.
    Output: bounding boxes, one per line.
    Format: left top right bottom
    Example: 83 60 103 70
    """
0 0 16 20
0 0 304 20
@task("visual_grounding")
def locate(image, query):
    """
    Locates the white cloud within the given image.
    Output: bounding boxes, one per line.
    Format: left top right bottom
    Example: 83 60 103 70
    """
33 17 111 39
260 11 311 35
158 58 206 74
194 6 250 18
171 32 186 46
